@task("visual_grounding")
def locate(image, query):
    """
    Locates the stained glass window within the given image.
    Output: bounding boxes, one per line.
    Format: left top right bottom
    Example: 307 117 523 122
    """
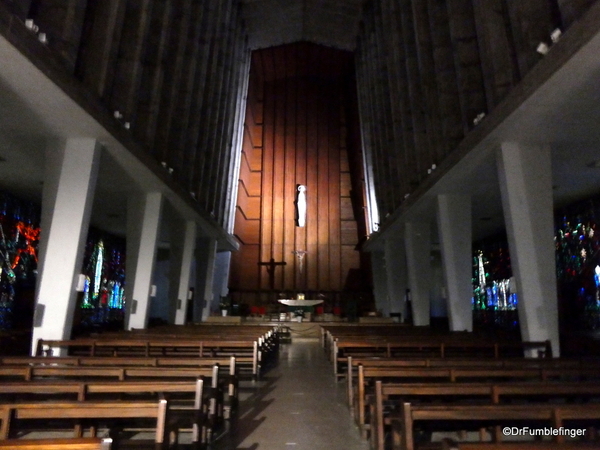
555 198 600 331
0 192 40 331
76 229 126 334
472 237 519 335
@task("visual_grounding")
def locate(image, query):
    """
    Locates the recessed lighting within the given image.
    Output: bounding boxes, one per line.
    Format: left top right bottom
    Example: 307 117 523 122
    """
536 42 549 55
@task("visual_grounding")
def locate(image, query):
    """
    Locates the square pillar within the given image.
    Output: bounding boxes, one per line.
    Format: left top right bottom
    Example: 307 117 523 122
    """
212 251 232 310
195 238 217 321
169 220 197 325
404 222 432 326
384 236 408 319
436 194 473 332
125 192 163 330
497 142 559 355
371 250 389 315
32 138 100 354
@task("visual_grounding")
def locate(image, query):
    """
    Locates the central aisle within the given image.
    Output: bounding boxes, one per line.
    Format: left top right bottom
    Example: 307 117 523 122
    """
212 337 369 450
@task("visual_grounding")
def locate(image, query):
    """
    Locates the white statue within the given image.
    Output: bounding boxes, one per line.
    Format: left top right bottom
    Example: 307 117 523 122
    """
297 185 307 227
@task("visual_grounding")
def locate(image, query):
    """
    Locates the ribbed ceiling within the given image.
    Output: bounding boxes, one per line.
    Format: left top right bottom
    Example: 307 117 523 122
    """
240 0 365 50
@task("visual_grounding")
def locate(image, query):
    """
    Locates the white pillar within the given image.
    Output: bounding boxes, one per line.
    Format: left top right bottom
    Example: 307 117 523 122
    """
125 192 163 330
371 251 388 315
213 251 232 307
32 138 100 354
497 142 559 356
436 194 473 332
195 238 217 321
384 236 408 319
404 222 432 326
168 220 196 325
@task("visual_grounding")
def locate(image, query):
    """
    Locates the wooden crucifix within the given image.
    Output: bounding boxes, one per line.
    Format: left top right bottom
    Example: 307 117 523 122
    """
258 257 287 290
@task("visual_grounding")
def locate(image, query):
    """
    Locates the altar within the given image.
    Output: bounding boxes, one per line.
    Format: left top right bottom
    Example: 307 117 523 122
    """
277 299 323 307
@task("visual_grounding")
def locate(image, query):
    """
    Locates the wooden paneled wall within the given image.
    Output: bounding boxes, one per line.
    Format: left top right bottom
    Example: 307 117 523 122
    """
9 0 250 229
355 0 596 222
230 43 371 298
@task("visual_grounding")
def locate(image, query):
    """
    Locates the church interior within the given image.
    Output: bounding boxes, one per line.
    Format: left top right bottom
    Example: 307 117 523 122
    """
1 0 600 448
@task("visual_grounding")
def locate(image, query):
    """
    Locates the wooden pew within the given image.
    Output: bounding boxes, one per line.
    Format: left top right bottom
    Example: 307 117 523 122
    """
371 380 600 450
391 403 600 450
0 362 238 420
36 338 263 378
320 324 435 354
0 364 214 381
0 378 214 446
322 325 546 363
0 363 214 379
440 441 600 449
0 355 254 372
36 338 256 357
0 379 208 401
0 399 171 447
346 355 600 410
0 358 239 418
353 364 600 438
0 438 112 449
332 338 551 377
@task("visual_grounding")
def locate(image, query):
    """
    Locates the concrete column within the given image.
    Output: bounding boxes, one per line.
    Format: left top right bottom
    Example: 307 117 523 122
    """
195 238 217 321
32 138 100 355
436 194 473 332
168 220 197 325
404 222 432 326
371 250 388 315
213 251 232 307
497 142 559 356
384 236 408 320
125 192 163 330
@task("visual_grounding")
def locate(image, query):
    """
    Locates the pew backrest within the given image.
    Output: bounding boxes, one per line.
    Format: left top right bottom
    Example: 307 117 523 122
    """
1 399 168 443
394 402 600 450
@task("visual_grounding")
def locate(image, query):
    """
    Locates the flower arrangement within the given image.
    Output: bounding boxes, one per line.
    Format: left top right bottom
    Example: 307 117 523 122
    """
219 297 230 310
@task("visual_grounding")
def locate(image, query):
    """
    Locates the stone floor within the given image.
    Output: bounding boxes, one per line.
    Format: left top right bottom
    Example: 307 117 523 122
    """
210 337 369 450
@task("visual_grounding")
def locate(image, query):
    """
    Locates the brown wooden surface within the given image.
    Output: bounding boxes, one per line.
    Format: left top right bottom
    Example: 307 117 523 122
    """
394 403 600 450
442 442 600 450
1 400 167 442
352 361 600 435
441 441 600 450
372 379 600 450
0 438 111 449
230 42 365 298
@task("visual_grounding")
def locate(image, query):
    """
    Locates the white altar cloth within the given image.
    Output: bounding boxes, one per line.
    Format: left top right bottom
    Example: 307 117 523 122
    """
278 299 324 307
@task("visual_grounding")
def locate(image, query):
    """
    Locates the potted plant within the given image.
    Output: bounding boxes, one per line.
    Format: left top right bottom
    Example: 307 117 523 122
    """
219 297 229 316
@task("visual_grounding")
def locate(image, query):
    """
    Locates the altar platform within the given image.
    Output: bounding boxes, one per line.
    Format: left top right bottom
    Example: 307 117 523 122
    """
202 316 402 338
